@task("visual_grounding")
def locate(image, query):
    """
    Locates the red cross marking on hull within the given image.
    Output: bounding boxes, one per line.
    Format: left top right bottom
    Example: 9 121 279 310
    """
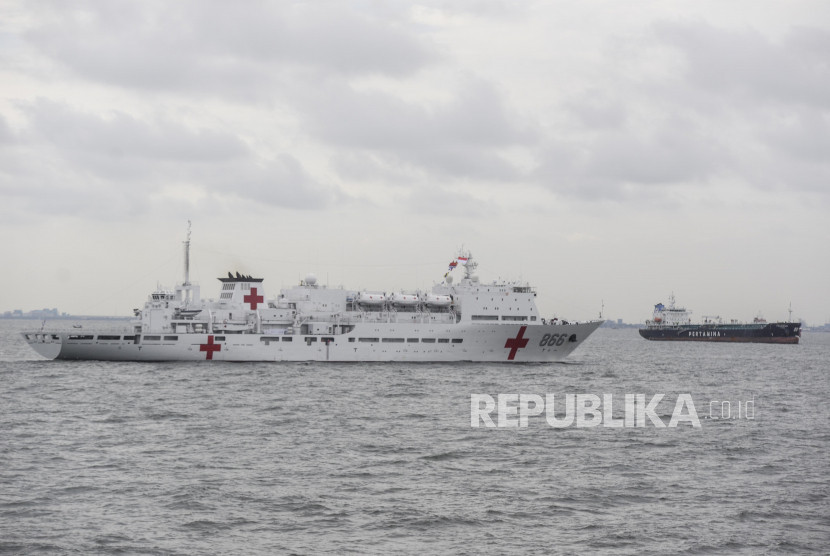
244 287 264 310
505 326 529 360
200 335 221 360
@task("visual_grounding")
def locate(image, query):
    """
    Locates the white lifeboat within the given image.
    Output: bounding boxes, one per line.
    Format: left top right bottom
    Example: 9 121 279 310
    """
389 293 419 306
357 292 386 305
424 293 452 307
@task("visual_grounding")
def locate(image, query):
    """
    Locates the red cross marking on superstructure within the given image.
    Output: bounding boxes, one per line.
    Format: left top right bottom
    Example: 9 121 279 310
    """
505 326 529 360
199 335 221 360
244 287 264 310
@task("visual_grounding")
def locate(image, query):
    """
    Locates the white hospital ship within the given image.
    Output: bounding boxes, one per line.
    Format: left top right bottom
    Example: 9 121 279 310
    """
23 229 602 362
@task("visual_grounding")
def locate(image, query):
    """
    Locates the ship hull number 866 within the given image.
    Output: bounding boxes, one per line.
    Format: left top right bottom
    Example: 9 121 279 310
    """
540 333 567 347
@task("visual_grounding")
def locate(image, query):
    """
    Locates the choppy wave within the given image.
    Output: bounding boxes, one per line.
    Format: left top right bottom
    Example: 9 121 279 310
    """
2 322 829 554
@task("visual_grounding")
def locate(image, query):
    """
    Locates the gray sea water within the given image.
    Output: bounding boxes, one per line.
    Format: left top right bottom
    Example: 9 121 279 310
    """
1 319 828 555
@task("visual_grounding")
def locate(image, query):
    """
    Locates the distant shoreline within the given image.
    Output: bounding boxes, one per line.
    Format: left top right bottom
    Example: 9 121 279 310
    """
0 316 131 321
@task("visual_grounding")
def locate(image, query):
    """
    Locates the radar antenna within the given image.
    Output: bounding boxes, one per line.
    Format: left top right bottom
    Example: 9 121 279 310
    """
458 248 477 280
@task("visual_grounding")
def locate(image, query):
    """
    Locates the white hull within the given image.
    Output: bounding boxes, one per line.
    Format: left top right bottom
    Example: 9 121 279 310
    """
23 321 602 363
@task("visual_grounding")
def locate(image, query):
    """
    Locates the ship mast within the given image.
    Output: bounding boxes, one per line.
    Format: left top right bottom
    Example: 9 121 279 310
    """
181 220 192 304
184 220 191 286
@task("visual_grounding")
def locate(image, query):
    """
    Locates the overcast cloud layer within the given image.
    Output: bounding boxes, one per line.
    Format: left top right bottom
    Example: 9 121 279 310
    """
1 1 828 324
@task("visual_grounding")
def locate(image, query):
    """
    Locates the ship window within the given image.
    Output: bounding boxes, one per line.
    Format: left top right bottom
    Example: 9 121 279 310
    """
52 335 60 340
306 337 317 345
282 337 293 342
97 335 120 340
438 338 449 343
260 337 281 343
451 339 463 343
501 316 528 321
69 335 94 340
348 337 355 342
164 335 178 341
215 336 225 341
407 338 419 343
472 315 499 321
359 338 379 343
143 335 161 341
422 338 436 343
382 338 405 343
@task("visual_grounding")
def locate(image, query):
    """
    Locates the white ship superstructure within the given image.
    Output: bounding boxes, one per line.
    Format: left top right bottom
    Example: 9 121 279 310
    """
23 230 602 362
647 294 691 326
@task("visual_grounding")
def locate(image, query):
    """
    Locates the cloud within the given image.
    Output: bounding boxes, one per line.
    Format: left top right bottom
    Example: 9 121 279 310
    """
14 2 537 195
23 99 248 163
0 100 340 217
8 4 830 210
563 91 627 131
24 0 437 98
654 21 830 109
202 154 342 210
533 113 733 202
529 19 830 203
298 76 536 182
398 184 495 218
0 114 12 143
762 107 830 164
650 21 830 198
585 116 729 186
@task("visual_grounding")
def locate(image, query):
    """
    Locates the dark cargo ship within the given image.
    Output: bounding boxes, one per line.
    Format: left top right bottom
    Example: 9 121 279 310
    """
639 295 801 344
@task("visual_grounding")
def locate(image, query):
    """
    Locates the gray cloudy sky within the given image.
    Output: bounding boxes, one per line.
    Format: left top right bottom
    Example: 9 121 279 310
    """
1 1 828 324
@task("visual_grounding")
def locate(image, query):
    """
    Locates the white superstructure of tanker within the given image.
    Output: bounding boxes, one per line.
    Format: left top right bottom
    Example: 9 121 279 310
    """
23 228 602 362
